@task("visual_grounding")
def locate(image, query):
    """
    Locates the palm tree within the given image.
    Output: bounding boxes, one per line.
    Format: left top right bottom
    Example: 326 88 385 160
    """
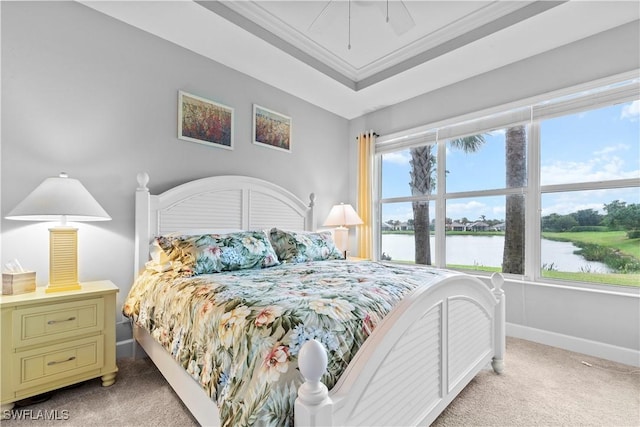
502 125 526 274
409 136 485 265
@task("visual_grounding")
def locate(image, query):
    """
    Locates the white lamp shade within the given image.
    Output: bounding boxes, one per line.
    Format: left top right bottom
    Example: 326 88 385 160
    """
6 173 111 222
323 203 363 227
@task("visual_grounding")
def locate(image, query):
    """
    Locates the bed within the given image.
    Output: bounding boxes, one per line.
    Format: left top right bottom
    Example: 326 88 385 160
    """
128 173 506 427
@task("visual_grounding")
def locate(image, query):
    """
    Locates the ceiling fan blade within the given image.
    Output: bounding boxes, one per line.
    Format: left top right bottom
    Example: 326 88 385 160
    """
378 0 415 36
308 0 340 33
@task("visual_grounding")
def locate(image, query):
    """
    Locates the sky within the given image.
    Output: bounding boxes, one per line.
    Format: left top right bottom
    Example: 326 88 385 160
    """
381 100 640 224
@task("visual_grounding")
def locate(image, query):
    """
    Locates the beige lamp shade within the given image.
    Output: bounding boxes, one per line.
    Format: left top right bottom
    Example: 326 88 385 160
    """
6 173 111 293
323 203 363 257
323 203 363 227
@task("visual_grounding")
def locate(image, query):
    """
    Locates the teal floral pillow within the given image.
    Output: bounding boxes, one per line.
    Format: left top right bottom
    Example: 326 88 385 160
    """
269 228 344 263
156 231 279 275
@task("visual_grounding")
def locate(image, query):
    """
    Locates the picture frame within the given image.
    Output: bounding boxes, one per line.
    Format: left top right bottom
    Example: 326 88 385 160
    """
252 104 292 153
178 91 234 150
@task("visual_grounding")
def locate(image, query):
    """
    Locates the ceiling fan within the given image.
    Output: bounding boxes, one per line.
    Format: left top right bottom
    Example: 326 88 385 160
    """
308 0 416 49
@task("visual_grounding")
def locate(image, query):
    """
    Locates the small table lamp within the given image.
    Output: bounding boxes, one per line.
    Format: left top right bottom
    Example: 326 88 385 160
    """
323 203 363 258
6 173 111 293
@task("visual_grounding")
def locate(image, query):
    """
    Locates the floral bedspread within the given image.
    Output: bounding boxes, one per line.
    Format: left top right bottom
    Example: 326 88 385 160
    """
123 260 452 427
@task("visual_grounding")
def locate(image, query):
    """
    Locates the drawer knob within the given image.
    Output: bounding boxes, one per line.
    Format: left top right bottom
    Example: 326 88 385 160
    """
47 316 76 325
47 356 76 366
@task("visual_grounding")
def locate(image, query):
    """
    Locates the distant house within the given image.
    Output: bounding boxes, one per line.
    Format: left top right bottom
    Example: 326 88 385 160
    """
468 222 489 231
491 222 506 231
399 221 414 231
448 222 467 231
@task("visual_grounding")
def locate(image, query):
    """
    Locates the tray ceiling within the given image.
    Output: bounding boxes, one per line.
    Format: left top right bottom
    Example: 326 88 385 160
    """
80 1 639 119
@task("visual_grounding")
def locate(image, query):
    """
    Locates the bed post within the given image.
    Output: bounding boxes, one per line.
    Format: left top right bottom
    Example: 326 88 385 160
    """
295 339 333 426
490 272 506 374
134 172 150 277
308 193 316 231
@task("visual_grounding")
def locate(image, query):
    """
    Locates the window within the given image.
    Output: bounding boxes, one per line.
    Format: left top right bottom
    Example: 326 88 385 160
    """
380 145 438 264
445 195 513 273
540 189 640 286
538 100 640 286
376 78 640 288
540 102 640 186
381 147 438 199
445 131 509 193
380 201 435 263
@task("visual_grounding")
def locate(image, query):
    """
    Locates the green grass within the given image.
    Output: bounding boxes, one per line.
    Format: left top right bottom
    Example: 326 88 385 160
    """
542 230 640 259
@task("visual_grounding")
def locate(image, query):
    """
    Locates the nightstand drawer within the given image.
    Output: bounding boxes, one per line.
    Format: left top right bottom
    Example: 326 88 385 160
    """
1 281 118 406
14 335 104 391
12 298 104 348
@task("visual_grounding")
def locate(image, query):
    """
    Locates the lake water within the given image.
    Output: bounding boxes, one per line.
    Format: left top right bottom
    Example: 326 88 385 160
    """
381 234 613 273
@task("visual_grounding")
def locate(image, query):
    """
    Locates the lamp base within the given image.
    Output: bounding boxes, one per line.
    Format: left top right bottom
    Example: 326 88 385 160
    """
49 227 80 292
45 283 82 293
333 226 348 258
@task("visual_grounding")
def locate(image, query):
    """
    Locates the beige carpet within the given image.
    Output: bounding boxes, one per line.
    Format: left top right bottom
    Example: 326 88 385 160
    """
3 337 639 426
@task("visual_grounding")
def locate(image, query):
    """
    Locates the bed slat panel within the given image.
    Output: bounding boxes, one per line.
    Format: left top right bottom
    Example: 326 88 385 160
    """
249 191 307 231
447 297 492 392
159 190 243 235
345 304 442 426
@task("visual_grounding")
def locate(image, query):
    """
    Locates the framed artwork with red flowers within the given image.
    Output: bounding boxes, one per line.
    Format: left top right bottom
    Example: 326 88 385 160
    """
252 104 291 153
178 91 234 150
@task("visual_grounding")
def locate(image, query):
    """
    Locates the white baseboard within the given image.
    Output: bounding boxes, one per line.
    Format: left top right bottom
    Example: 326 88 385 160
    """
507 323 640 367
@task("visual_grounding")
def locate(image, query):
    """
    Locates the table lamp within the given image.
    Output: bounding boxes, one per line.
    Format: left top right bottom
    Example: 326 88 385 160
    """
5 173 111 292
323 203 363 258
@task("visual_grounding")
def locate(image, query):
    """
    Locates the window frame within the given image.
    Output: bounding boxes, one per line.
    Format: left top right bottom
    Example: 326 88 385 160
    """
373 73 640 288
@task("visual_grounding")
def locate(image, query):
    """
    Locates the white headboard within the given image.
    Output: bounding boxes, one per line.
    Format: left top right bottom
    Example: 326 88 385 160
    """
134 173 315 275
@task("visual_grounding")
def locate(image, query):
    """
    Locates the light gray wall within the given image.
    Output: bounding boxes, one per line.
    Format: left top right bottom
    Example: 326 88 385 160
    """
348 21 640 365
1 1 349 337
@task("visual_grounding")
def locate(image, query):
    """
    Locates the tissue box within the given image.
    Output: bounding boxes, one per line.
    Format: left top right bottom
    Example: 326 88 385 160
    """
2 272 36 295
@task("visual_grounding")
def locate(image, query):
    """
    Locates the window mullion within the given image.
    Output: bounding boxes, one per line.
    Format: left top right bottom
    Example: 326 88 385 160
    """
436 139 447 268
541 178 640 193
372 154 382 261
527 121 541 281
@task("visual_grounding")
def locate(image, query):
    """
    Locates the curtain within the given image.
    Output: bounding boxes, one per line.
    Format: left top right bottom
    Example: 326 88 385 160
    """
357 131 375 259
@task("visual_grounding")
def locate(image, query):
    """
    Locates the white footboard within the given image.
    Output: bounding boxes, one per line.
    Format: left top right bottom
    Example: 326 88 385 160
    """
296 272 505 426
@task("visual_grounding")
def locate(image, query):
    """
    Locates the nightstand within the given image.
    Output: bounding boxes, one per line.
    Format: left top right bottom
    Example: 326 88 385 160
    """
347 256 369 261
0 280 118 412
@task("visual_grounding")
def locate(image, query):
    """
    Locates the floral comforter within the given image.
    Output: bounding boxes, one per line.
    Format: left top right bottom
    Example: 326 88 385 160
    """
123 260 452 427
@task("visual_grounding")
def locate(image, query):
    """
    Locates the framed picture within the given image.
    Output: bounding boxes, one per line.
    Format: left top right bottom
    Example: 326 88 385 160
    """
178 91 234 150
252 104 291 153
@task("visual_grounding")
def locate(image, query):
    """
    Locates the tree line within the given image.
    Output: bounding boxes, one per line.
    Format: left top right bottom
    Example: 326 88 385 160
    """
384 217 505 229
542 200 640 238
385 200 639 236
